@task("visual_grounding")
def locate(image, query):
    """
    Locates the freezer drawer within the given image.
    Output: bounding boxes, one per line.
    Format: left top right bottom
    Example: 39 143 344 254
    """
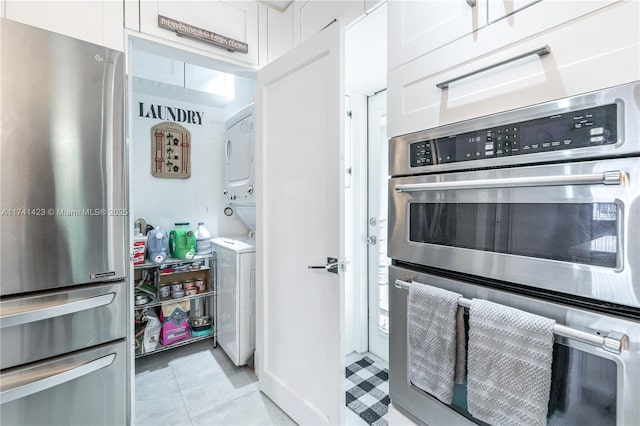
0 281 127 369
0 340 127 426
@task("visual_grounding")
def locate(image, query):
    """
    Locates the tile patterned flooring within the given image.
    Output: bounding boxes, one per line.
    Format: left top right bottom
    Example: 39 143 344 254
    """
135 340 295 426
135 342 412 426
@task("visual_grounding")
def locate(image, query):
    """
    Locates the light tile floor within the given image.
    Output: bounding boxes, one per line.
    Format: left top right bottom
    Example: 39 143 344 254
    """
135 343 414 426
135 340 295 426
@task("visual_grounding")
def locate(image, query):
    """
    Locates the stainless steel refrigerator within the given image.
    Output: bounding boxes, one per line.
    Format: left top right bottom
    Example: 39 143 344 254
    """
0 18 128 425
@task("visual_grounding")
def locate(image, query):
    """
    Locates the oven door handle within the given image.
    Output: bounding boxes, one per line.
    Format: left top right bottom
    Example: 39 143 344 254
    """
394 279 629 354
394 170 625 192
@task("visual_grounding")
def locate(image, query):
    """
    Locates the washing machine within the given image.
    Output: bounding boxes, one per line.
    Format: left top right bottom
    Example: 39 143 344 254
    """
212 237 255 366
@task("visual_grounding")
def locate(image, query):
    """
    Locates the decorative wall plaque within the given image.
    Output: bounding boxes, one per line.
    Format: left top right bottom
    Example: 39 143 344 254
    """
157 15 249 54
151 122 191 179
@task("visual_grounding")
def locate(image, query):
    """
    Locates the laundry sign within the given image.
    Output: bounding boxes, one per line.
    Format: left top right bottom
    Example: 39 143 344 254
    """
151 122 191 179
139 102 204 125
158 15 248 54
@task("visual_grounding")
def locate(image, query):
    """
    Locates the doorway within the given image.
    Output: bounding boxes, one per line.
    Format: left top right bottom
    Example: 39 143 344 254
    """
343 1 388 361
366 90 389 362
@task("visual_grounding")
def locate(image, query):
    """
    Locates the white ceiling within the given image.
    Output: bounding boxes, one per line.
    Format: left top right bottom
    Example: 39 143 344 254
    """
259 0 294 12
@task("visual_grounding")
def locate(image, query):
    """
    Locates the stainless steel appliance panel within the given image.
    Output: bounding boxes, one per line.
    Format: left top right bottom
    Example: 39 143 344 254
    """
0 340 127 426
389 82 639 176
0 18 126 296
389 265 640 426
0 281 127 369
389 157 640 308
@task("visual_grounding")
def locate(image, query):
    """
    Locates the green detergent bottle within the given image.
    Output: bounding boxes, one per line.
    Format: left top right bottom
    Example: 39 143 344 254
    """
169 222 196 260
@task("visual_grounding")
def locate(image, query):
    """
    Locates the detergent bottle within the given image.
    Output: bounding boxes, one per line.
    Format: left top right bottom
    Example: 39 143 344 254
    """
146 227 169 264
195 222 212 254
169 222 196 260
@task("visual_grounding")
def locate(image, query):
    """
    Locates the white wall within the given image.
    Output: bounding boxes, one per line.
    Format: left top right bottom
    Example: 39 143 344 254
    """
131 77 255 239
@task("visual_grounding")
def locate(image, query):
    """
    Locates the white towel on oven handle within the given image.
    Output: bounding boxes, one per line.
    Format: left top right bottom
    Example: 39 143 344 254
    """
407 282 462 404
467 298 555 426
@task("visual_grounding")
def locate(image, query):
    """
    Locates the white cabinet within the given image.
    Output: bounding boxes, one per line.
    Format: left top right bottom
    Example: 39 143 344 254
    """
3 0 124 50
133 50 185 86
258 3 294 65
487 0 541 23
387 0 632 137
292 0 364 45
388 0 487 71
139 1 260 67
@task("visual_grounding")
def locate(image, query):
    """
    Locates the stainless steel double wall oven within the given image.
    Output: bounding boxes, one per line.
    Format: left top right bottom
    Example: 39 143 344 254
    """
388 82 640 425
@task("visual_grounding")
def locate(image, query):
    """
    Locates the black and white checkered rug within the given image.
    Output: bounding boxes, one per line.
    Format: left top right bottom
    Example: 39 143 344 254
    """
345 356 390 426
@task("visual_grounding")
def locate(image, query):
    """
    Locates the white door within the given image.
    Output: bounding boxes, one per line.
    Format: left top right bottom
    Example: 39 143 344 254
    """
366 90 389 362
255 22 345 425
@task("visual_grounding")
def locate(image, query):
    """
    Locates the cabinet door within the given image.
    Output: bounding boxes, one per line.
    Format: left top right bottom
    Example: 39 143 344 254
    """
139 0 259 67
487 0 542 23
388 0 486 71
133 50 185 86
293 0 364 45
4 0 123 50
388 0 635 137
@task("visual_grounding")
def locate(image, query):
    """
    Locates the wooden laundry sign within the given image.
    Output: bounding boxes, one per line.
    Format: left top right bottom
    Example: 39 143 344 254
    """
151 122 191 179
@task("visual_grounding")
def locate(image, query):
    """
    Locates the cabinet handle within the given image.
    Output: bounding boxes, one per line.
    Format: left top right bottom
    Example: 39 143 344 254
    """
466 0 476 7
394 170 624 193
0 353 116 404
0 293 116 329
436 45 551 89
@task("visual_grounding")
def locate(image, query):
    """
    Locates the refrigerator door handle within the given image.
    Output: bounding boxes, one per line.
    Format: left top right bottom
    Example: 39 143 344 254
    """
0 293 115 329
0 353 116 404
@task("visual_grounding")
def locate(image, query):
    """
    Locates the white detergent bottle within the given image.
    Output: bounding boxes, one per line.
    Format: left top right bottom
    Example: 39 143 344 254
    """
196 222 212 254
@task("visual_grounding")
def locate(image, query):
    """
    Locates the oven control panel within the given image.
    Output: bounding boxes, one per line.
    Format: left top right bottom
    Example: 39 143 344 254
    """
410 104 617 167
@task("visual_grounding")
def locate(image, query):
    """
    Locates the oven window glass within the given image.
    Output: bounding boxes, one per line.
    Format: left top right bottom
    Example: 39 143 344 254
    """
408 203 618 268
449 343 617 425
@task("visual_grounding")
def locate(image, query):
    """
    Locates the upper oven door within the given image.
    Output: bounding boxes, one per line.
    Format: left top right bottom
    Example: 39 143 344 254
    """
388 157 640 309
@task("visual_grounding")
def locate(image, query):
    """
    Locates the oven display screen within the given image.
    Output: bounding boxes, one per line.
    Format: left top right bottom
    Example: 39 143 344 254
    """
409 104 617 168
408 202 618 268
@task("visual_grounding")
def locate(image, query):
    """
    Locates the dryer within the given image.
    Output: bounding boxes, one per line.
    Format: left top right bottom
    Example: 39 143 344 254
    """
224 104 254 206
212 237 255 366
224 104 255 235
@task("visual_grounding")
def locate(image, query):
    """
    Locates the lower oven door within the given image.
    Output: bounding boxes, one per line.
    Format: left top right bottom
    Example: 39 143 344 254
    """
388 157 640 309
389 265 640 426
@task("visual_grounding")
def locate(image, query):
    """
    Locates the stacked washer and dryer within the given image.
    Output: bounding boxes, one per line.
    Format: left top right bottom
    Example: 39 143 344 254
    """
213 104 256 367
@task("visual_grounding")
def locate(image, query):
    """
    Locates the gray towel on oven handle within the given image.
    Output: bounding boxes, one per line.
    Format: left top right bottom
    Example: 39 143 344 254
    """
454 305 466 384
407 282 462 404
467 298 556 426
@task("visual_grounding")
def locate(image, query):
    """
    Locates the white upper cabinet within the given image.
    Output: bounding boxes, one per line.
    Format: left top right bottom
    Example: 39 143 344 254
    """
3 0 124 50
387 0 636 137
292 0 364 45
139 1 260 67
388 0 487 71
258 2 294 65
487 0 541 23
132 50 185 86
